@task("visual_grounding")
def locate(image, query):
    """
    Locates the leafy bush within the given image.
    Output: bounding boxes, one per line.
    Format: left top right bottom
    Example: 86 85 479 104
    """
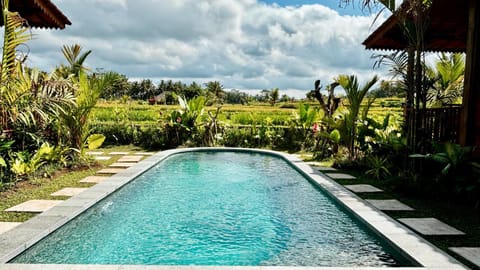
410 143 480 203
279 103 297 109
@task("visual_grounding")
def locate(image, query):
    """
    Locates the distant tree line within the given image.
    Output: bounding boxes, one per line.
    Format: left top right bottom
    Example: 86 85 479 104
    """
98 71 294 104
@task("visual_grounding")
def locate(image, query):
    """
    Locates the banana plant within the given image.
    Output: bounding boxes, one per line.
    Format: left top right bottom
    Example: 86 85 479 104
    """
292 103 322 149
59 71 113 152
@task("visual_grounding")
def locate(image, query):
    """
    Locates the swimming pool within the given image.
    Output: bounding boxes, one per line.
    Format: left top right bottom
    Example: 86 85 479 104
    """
0 148 466 269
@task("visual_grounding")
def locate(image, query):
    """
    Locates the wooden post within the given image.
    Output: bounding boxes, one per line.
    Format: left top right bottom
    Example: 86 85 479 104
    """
461 0 480 150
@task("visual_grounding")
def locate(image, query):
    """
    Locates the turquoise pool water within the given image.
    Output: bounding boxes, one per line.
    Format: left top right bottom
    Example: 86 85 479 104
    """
13 151 410 266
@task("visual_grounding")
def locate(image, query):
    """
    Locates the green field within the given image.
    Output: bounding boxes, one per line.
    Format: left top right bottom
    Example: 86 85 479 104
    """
91 97 404 126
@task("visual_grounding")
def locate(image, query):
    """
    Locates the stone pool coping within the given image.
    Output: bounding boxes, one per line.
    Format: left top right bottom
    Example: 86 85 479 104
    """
0 148 468 270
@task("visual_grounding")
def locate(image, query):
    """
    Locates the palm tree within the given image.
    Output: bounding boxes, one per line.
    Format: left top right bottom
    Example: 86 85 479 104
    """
56 44 92 78
0 0 31 131
205 81 224 103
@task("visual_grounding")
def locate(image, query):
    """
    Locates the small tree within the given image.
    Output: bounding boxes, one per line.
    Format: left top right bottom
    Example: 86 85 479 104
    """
270 88 279 106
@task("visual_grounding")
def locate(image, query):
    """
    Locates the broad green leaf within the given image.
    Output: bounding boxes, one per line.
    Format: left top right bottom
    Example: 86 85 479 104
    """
0 156 6 167
330 129 341 144
86 134 106 150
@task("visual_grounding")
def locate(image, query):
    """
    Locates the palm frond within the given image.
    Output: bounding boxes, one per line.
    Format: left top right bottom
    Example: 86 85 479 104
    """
1 8 31 84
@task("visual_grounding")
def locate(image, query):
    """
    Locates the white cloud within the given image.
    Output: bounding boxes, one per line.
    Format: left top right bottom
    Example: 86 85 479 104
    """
25 0 388 97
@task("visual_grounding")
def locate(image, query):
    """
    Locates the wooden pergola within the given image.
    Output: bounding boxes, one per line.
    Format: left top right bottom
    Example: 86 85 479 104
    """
363 0 480 150
0 0 71 29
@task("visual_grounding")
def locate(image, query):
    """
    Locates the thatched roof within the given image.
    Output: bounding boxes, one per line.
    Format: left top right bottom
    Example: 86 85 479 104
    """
363 0 468 52
0 0 71 29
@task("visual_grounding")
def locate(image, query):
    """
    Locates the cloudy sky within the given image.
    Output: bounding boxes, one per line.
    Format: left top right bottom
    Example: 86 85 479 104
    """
25 0 389 97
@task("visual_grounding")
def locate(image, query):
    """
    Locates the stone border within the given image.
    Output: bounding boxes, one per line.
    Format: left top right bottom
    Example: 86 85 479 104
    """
0 148 467 269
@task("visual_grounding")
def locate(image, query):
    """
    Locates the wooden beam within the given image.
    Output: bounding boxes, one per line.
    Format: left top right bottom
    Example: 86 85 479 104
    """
461 0 480 149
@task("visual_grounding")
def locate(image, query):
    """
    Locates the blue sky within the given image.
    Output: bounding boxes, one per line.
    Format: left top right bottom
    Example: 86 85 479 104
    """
28 0 387 98
261 0 380 15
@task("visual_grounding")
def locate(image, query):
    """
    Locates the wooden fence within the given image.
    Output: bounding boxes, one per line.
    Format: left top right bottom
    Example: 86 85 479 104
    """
405 106 462 152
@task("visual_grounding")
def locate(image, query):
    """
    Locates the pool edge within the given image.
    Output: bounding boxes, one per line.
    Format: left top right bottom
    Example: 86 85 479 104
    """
0 147 468 270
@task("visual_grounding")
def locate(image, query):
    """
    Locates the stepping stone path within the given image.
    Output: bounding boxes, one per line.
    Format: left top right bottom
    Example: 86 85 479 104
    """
109 162 135 168
313 166 337 172
399 218 466 236
0 222 22 234
135 152 154 156
51 187 88 197
96 168 126 175
449 247 480 268
80 176 110 184
117 155 143 163
5 200 63 213
94 156 111 161
109 152 130 155
86 151 104 156
345 184 383 193
325 173 356 180
366 199 415 211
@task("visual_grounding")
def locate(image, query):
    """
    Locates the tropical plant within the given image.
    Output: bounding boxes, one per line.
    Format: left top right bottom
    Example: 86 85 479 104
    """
426 53 465 107
55 44 92 78
410 143 480 200
292 103 321 149
0 0 32 131
365 155 392 180
10 68 76 148
335 74 379 159
0 3 76 148
59 71 113 152
165 95 207 146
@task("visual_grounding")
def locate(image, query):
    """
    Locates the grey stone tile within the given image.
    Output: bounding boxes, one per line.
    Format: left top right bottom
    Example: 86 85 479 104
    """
325 173 356 179
0 222 21 234
313 166 338 172
96 168 126 175
20 215 68 232
4 200 64 213
85 151 103 155
345 184 383 193
79 176 109 183
59 197 97 207
51 187 88 197
109 152 130 155
109 162 135 168
134 152 155 156
73 190 109 201
117 156 143 163
449 247 480 267
0 227 46 260
399 218 466 235
366 199 415 211
39 206 84 217
306 162 338 172
94 156 111 161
